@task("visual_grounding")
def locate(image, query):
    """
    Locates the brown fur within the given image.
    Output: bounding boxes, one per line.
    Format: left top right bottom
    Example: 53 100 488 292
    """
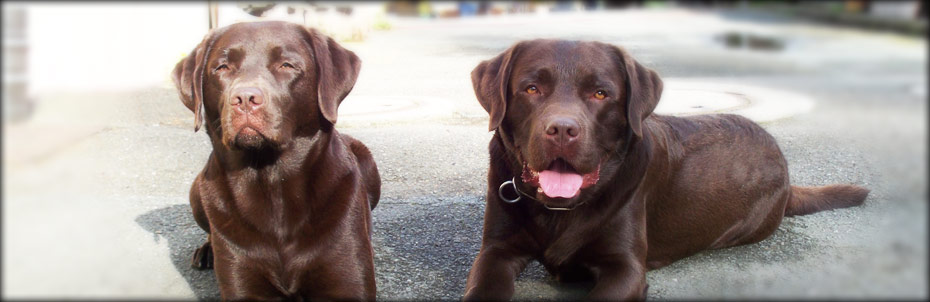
464 39 869 301
172 21 379 300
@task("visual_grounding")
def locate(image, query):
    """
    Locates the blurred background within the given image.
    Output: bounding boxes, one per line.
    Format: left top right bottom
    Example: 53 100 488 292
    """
2 1 926 300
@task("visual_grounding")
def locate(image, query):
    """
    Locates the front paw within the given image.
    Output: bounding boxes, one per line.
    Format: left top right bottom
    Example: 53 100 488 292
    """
191 241 213 270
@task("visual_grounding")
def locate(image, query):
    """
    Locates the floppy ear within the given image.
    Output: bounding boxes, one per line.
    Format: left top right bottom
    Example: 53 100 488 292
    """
471 42 523 131
307 28 361 125
172 30 219 132
609 45 663 138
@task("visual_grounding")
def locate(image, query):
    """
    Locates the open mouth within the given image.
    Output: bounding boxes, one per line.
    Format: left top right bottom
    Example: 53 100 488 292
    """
522 158 600 199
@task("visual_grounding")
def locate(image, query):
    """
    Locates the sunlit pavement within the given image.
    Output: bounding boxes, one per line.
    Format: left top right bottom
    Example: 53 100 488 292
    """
3 7 926 300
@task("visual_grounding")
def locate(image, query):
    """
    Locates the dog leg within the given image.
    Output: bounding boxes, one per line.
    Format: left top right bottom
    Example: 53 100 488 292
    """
463 246 529 301
189 172 210 233
191 239 213 270
586 259 647 301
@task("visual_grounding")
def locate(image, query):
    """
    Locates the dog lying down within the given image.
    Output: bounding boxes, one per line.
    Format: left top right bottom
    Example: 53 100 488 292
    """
463 39 869 301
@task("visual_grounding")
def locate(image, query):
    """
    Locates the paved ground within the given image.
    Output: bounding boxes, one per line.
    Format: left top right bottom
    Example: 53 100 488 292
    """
3 8 927 300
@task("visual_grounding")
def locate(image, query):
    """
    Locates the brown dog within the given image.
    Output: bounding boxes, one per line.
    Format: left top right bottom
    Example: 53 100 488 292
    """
172 21 380 300
463 39 869 301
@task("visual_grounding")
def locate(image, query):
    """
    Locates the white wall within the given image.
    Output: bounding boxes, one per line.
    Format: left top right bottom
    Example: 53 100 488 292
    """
26 3 209 95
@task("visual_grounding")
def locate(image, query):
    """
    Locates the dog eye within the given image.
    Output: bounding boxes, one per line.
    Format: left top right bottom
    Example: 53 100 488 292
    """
280 62 295 69
214 64 229 72
594 90 607 100
526 85 539 95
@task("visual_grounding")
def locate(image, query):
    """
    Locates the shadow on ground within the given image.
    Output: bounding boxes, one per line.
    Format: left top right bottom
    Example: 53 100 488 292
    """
372 198 591 301
132 197 598 300
372 200 485 300
135 204 220 300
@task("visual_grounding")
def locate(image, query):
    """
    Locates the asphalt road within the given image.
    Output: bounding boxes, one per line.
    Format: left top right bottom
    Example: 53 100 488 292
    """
4 8 926 300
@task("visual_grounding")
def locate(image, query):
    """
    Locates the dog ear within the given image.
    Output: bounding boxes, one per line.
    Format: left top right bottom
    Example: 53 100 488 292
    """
172 29 222 132
471 42 524 132
607 45 663 138
306 28 361 125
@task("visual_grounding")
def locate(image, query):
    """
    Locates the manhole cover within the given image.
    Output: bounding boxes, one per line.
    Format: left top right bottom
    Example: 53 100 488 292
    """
340 96 420 117
656 79 814 122
339 80 814 125
656 89 749 115
338 95 456 126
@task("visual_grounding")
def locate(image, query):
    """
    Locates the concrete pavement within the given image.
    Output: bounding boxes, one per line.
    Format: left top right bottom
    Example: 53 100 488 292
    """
3 7 926 300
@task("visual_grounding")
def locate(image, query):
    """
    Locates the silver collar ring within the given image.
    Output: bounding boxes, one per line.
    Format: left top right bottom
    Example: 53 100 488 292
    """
498 178 522 203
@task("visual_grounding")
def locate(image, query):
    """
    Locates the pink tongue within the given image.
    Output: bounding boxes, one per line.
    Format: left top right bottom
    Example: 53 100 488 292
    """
538 170 583 198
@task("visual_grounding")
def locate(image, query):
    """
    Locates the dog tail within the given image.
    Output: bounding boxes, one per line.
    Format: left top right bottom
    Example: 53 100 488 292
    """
784 185 869 217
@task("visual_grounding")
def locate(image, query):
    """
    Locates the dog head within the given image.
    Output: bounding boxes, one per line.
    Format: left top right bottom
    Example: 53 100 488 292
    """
472 39 662 208
172 21 360 151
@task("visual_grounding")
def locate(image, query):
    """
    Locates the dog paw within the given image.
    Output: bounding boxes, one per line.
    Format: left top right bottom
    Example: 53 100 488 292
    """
191 241 213 270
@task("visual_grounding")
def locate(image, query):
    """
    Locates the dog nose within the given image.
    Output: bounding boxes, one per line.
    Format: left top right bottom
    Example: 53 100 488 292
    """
230 87 264 111
544 117 580 144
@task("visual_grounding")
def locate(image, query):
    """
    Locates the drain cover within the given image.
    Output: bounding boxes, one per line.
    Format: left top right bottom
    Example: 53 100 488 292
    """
717 31 786 51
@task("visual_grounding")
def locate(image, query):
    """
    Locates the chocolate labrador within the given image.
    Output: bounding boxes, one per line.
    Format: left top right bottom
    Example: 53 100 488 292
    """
172 21 380 300
464 39 869 301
